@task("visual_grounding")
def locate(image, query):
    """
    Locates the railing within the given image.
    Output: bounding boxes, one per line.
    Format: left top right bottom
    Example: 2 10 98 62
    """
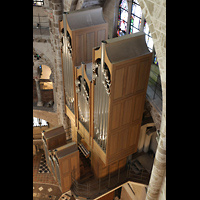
33 14 49 35
71 164 150 199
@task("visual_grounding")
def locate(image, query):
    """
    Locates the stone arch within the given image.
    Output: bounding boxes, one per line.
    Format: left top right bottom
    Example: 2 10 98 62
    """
33 110 58 126
33 47 55 82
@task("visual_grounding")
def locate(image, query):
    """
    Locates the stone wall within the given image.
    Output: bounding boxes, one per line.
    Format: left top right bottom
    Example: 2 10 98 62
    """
137 1 166 200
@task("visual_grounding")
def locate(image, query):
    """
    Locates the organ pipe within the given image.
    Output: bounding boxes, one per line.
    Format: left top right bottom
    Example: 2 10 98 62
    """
62 13 74 112
75 62 90 131
93 41 111 152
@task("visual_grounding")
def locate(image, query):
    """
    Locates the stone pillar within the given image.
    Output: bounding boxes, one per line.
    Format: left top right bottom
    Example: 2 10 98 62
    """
145 117 166 200
35 78 43 106
51 0 69 131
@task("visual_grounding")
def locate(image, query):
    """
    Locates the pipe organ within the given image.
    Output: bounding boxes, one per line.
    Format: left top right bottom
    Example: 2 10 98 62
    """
57 7 152 183
91 33 152 165
59 7 108 123
61 13 74 112
75 62 92 132
93 42 111 152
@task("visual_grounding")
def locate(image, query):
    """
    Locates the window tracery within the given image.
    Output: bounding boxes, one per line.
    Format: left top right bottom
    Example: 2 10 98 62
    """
117 0 129 36
117 0 154 52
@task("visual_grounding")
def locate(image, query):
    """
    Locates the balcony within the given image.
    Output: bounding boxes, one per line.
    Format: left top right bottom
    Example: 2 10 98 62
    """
33 14 49 36
71 151 152 199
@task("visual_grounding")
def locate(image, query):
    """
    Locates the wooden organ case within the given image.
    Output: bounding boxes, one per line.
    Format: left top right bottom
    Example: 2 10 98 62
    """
59 6 108 128
42 125 66 150
58 6 152 185
91 32 152 167
42 126 80 193
42 125 67 176
52 142 80 193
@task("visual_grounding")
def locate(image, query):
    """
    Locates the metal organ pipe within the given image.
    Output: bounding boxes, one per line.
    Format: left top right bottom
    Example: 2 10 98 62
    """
93 62 100 141
62 13 74 111
93 41 110 152
81 62 86 123
75 62 90 131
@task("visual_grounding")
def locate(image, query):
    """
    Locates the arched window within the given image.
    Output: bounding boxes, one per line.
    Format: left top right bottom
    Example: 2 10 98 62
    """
117 0 129 37
143 19 153 52
117 0 154 53
130 0 142 34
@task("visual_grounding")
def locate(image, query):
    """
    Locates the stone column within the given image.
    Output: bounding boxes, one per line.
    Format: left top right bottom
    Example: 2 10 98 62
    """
35 78 43 106
145 116 166 200
51 0 69 131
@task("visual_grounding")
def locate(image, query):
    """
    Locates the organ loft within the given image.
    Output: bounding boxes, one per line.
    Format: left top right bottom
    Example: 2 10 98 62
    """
35 5 160 200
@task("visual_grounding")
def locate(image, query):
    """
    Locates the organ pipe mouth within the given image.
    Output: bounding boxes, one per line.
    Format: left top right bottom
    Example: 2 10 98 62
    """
101 40 107 44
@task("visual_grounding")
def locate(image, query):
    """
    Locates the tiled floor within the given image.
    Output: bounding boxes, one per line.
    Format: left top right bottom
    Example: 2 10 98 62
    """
33 183 62 200
33 150 57 184
33 150 74 200
38 154 50 174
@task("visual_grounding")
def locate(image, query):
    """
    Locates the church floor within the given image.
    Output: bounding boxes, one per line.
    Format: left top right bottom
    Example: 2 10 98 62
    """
33 150 71 200
33 150 57 184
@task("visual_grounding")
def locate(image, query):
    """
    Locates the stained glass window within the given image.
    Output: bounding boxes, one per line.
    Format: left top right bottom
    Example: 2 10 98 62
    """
117 0 155 54
153 54 159 66
130 0 142 34
117 0 129 37
33 1 44 6
144 19 153 52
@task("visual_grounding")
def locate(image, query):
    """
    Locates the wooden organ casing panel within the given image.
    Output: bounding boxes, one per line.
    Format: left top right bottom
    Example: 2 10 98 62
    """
42 125 66 150
65 7 108 66
92 32 152 165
